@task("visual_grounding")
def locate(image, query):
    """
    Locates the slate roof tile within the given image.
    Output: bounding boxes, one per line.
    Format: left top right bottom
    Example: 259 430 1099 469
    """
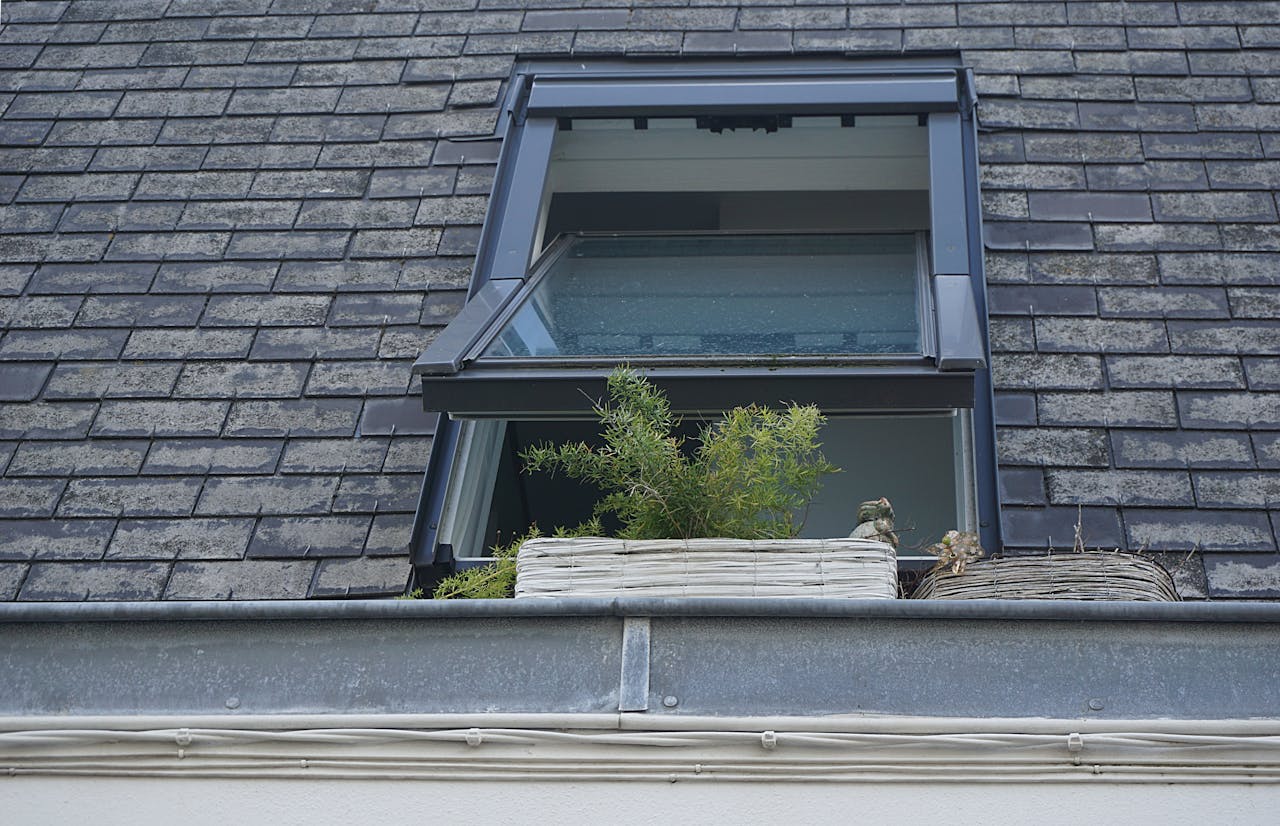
275 260 403 292
194 475 338 517
78 67 190 90
568 30 683 54
305 359 414 396
247 515 370 559
1159 251 1280 285
43 361 181 400
249 326 381 360
358 396 439 436
356 35 466 60
201 295 331 327
988 317 1035 352
224 398 364 438
205 15 315 40
0 560 29 599
183 65 299 89
141 438 283 476
0 295 80 327
0 330 129 360
1096 287 1230 319
107 517 256 560
352 303 420 335
174 362 311 399
991 353 1105 390
78 291 209 330
1205 555 1280 599
1124 509 1276 552
178 200 303 230
122 328 254 360
21 560 170 601
1112 430 1257 470
310 554 409 596
77 195 207 233
91 399 229 438
295 198 417 230
997 426 1112 467
332 472 421 513
156 117 275 145
1105 355 1245 389
317 140 437 169
6 440 149 477
0 478 68 518
47 117 162 145
1255 434 1280 468
57 476 203 518
270 113 386 142
164 559 315 599
1243 358 1280 390
1178 392 1280 429
382 438 432 473
224 229 350 259
1001 505 1123 550
1037 391 1179 428
0 363 53 402
1047 468 1195 507
2 0 1277 600
104 230 231 260
0 519 114 562
1168 320 1280 354
280 437 389 475
140 41 253 67
999 467 1046 506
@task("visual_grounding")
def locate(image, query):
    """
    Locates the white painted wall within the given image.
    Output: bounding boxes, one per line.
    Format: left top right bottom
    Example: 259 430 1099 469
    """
4 775 1278 825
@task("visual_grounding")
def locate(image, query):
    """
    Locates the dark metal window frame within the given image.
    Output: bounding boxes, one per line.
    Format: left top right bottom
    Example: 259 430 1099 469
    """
410 57 1001 586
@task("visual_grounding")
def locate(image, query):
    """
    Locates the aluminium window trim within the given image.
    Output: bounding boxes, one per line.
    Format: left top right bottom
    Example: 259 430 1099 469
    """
523 73 964 118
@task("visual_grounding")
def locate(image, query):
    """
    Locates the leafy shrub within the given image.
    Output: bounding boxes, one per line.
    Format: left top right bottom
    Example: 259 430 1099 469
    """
428 368 838 598
431 520 603 600
520 367 838 540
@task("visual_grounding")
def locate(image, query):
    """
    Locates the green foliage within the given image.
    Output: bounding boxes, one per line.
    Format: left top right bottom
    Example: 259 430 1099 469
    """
430 520 603 599
520 367 839 540
430 526 534 600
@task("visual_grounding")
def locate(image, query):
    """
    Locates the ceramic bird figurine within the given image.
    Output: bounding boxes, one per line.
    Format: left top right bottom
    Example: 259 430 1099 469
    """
849 497 899 549
926 530 985 575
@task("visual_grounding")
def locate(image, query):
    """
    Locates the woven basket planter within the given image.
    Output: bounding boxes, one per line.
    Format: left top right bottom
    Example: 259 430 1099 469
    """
910 552 1180 602
514 537 898 599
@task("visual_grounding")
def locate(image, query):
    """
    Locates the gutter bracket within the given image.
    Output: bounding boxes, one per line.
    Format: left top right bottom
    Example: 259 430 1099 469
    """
618 617 652 712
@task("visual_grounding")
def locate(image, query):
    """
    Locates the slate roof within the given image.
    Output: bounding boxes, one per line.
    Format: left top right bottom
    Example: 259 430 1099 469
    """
0 0 1277 601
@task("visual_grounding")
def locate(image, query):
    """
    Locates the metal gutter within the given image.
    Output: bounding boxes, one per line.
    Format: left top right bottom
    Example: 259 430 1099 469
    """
6 598 1278 720
4 597 1280 624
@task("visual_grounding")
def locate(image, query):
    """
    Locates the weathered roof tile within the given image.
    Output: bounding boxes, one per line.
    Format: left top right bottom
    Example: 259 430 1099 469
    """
2 0 1278 601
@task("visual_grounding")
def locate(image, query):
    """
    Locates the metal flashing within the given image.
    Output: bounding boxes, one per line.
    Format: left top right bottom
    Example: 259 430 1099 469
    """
3 599 1278 720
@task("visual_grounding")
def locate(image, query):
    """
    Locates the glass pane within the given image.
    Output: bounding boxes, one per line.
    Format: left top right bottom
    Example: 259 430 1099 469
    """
482 234 921 359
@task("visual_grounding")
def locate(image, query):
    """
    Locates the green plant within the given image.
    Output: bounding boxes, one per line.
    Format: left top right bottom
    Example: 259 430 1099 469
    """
520 367 838 540
430 520 602 599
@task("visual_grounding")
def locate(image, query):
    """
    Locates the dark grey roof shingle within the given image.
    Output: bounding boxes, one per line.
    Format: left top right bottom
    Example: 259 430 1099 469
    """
1 0 1278 599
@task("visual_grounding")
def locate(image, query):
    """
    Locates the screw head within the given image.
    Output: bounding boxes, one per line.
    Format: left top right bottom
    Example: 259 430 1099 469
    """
225 696 241 709
1087 698 1104 711
662 695 678 708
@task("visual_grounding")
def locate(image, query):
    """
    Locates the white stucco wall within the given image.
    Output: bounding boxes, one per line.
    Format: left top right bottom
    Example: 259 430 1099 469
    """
4 774 1278 825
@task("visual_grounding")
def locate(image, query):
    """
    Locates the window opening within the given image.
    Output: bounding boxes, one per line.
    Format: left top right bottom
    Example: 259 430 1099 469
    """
411 59 997 587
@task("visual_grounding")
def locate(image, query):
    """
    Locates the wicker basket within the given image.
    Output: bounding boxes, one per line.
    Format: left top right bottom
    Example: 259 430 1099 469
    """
515 536 898 599
910 552 1180 601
